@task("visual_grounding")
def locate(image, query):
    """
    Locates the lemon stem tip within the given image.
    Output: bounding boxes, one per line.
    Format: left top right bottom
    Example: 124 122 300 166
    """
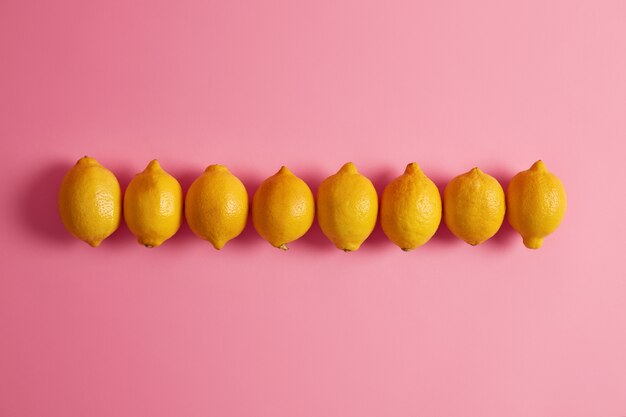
205 164 227 173
405 162 421 174
531 160 547 172
78 156 97 166
339 162 358 174
523 237 543 249
278 166 292 175
146 159 161 171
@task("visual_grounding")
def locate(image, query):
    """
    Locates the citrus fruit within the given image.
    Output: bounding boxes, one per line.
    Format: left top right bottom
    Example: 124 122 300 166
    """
506 160 567 249
185 165 248 249
316 162 378 251
58 156 121 247
380 163 441 250
443 167 505 245
252 166 314 250
123 160 183 247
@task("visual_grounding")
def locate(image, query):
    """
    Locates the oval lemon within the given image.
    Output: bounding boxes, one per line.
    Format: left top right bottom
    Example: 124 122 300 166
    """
252 166 314 250
380 163 441 250
123 160 183 247
185 165 248 249
443 167 505 245
507 160 567 249
58 156 121 247
316 162 378 251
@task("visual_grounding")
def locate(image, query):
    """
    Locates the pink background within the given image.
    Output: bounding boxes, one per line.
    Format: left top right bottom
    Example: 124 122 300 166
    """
1 0 625 416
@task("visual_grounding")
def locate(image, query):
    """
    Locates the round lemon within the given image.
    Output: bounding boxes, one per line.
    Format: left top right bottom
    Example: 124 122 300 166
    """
185 165 248 249
58 156 121 247
123 160 183 247
507 160 567 249
380 163 441 250
316 162 378 251
443 167 505 245
252 166 314 250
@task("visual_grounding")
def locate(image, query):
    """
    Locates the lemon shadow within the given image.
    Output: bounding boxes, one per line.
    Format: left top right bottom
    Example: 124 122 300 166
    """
297 166 335 252
419 171 461 247
224 168 263 250
161 167 201 249
487 167 518 249
94 163 136 249
360 167 395 251
19 161 75 244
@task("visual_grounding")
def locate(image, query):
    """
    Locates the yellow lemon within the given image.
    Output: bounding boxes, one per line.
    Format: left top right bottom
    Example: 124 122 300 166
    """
506 160 567 249
58 156 121 247
443 167 505 245
380 163 442 250
252 166 314 250
123 160 183 247
185 165 248 249
316 162 378 251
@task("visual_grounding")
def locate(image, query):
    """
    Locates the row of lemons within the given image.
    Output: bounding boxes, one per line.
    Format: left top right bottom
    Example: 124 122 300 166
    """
58 157 566 251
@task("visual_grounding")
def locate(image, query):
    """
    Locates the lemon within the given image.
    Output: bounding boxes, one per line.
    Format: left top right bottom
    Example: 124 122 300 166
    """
123 160 183 247
506 160 567 249
58 156 121 247
185 165 248 249
252 166 314 250
443 167 505 245
380 163 441 250
316 162 378 251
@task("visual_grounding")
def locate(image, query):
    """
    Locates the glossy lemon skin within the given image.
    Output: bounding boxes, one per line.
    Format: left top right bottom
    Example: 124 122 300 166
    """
316 162 378 251
443 167 505 245
252 166 314 250
185 165 248 249
123 160 183 247
380 163 442 250
58 156 121 247
507 160 567 249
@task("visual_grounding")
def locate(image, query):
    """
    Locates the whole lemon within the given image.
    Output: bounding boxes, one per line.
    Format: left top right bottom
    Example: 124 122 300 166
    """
123 160 183 247
252 166 314 250
316 162 378 251
380 163 441 250
443 167 505 245
58 156 121 247
185 165 248 249
507 160 567 249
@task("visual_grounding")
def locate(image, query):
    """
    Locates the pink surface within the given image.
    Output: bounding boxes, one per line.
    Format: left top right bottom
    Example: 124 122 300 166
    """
1 0 625 416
